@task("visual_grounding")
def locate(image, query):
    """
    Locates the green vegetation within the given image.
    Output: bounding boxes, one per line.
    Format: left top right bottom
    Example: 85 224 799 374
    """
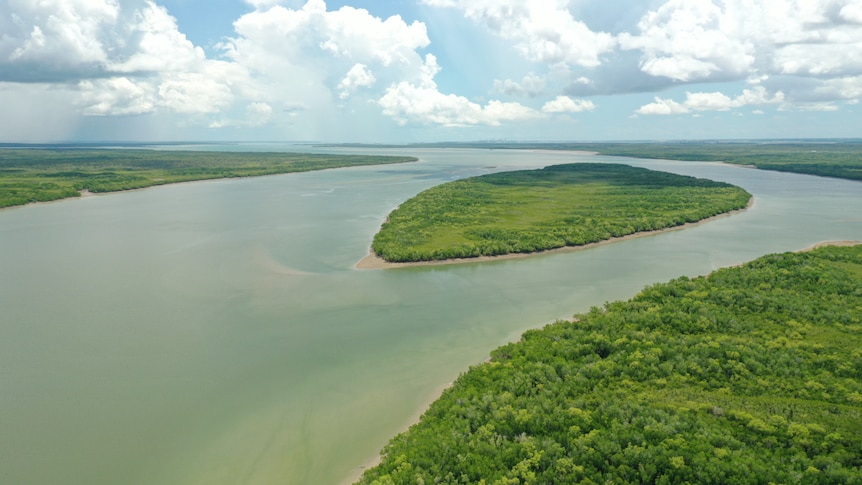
328 140 862 182
584 142 862 182
0 149 416 208
359 245 862 484
372 163 751 262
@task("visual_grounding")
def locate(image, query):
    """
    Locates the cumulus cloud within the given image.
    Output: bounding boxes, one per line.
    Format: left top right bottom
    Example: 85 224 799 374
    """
0 0 252 121
0 0 209 80
424 0 862 111
224 1 542 129
5 0 119 62
493 73 546 97
111 1 206 74
4 0 862 140
621 0 862 85
618 0 756 82
219 0 438 130
225 0 430 71
337 64 376 99
379 55 539 126
842 1 862 23
815 75 862 100
422 0 616 68
636 86 785 115
0 0 121 81
78 77 155 116
542 96 595 113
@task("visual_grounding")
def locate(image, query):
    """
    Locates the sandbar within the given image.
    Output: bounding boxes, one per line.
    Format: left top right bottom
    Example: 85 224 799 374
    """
801 240 862 251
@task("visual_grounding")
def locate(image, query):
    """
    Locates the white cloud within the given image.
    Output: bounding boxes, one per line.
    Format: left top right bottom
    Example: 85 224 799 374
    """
422 0 616 68
78 77 155 116
815 75 862 100
542 96 595 113
618 0 755 82
2 0 861 140
379 55 538 126
424 0 862 110
220 0 436 130
636 86 784 115
0 0 212 79
493 73 546 97
338 64 376 99
244 0 286 9
111 1 206 74
780 102 841 112
246 102 274 126
636 97 689 115
3 0 120 65
841 1 862 23
227 1 429 71
157 73 234 114
0 0 249 121
621 0 862 88
225 1 540 129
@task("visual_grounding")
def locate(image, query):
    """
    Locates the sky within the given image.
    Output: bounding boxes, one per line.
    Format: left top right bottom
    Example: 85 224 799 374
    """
1 0 861 143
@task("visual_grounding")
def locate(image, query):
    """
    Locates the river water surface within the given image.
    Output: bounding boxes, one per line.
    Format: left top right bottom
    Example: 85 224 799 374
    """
1 147 860 484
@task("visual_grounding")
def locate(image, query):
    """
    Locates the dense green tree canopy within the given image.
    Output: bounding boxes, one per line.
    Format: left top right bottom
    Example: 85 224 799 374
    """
359 245 862 484
372 163 751 262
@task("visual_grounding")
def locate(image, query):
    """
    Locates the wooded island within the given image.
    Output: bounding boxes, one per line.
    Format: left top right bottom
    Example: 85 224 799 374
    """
371 163 752 263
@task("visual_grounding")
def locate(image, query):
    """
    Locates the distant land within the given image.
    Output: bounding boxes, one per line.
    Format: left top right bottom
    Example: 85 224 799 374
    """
323 140 862 182
0 149 416 209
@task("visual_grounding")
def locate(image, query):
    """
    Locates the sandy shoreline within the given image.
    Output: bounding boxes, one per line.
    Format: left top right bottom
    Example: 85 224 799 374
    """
355 197 756 270
339 379 457 485
801 240 862 251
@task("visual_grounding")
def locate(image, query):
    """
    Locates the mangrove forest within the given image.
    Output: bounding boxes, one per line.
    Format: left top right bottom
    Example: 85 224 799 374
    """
359 244 862 484
372 163 751 263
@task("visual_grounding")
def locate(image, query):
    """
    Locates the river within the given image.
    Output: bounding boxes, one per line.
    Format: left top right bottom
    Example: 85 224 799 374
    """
0 147 860 484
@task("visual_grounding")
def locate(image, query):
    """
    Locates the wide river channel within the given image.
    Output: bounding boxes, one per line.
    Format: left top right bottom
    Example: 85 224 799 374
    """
1 147 861 484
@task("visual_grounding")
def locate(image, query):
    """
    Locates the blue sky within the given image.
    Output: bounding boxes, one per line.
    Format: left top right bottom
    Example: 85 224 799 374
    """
1 0 861 143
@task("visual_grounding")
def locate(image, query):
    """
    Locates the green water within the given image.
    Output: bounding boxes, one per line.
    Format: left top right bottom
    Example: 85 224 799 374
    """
1 148 860 484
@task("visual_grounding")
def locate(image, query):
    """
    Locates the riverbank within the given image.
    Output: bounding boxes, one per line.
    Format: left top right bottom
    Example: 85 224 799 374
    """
356 197 755 270
347 238 861 484
355 244 862 484
802 240 862 251
0 148 417 210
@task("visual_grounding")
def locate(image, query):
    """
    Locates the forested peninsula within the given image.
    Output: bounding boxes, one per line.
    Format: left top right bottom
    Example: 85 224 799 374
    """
358 244 862 484
370 163 751 263
0 149 417 208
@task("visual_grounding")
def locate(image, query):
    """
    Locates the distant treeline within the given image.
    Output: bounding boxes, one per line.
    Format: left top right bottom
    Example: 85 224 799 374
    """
0 149 416 208
325 141 862 182
372 163 751 262
358 245 862 484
